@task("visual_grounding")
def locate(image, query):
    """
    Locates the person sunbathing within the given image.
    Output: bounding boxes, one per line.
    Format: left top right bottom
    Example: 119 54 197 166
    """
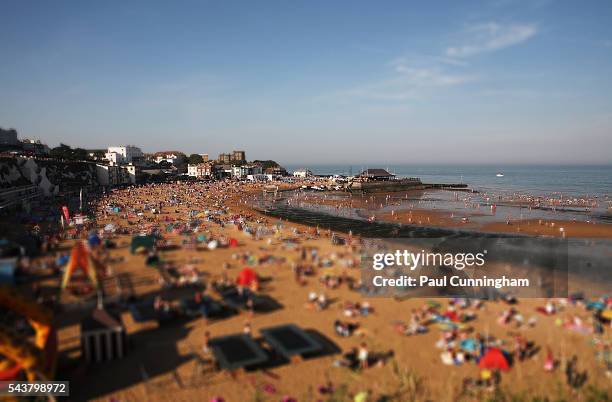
334 320 358 337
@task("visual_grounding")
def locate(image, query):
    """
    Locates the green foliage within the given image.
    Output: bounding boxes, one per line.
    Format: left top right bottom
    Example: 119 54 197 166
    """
49 143 88 161
188 153 204 165
252 160 280 169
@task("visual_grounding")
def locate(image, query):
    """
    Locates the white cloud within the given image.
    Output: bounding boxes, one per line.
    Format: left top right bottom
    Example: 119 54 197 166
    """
333 64 475 103
446 22 538 57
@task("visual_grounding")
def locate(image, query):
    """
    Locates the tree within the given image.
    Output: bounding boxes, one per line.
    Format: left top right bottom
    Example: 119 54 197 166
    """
49 143 89 161
188 154 204 165
252 160 280 169
158 160 173 169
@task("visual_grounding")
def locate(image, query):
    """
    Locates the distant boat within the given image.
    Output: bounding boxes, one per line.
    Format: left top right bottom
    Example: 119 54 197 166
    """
496 172 504 177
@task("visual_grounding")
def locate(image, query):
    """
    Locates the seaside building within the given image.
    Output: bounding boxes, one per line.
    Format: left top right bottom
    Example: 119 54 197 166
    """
231 164 262 179
0 128 50 156
0 128 19 146
96 163 131 187
105 145 143 165
265 166 288 176
125 163 141 184
217 151 246 163
187 162 213 179
231 150 246 162
21 139 50 156
218 153 231 163
0 184 40 214
200 153 209 162
292 169 313 178
359 168 395 181
153 151 184 165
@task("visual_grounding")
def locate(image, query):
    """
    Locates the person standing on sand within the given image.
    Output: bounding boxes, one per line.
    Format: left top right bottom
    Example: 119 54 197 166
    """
358 343 369 370
203 331 210 354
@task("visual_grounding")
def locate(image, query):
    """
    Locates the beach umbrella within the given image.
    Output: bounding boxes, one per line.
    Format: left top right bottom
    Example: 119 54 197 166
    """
478 348 510 371
104 223 116 232
207 240 218 250
601 309 612 321
229 238 238 247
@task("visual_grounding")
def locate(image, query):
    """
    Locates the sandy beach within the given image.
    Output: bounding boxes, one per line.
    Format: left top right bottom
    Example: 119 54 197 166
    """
5 181 599 401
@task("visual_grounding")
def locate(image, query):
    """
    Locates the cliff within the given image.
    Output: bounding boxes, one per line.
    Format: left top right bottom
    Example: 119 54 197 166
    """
0 157 101 196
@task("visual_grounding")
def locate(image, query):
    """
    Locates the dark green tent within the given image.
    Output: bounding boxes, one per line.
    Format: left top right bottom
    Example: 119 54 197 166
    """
130 235 155 254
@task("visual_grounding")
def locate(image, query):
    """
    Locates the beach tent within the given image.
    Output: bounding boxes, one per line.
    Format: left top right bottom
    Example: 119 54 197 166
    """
237 268 258 287
130 235 155 254
61 241 99 290
478 348 510 371
0 258 18 285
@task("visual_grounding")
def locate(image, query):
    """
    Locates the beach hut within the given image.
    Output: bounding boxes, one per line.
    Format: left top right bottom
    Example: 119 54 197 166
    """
478 348 510 371
81 309 127 363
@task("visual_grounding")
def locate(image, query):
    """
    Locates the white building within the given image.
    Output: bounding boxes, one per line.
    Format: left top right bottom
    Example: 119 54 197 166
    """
105 145 143 165
125 163 140 184
153 152 185 165
96 164 131 187
293 169 313 178
232 164 263 179
187 163 212 178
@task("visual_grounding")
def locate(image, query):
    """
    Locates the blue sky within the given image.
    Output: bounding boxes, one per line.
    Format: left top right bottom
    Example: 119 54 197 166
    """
1 0 611 165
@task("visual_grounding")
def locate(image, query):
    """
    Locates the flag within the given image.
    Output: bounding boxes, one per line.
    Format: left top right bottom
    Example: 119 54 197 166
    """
62 206 70 222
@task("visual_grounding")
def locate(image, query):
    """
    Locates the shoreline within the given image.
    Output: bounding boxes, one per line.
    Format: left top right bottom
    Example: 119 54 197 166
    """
277 188 612 239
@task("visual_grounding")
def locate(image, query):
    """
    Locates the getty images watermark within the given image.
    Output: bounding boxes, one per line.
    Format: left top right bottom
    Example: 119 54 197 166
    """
360 236 570 298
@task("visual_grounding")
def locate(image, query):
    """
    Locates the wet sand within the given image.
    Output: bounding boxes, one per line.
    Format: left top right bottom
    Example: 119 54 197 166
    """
293 191 612 239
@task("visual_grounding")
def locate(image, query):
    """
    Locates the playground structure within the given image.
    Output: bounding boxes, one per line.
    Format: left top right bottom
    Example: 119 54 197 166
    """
60 241 105 298
0 286 57 382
